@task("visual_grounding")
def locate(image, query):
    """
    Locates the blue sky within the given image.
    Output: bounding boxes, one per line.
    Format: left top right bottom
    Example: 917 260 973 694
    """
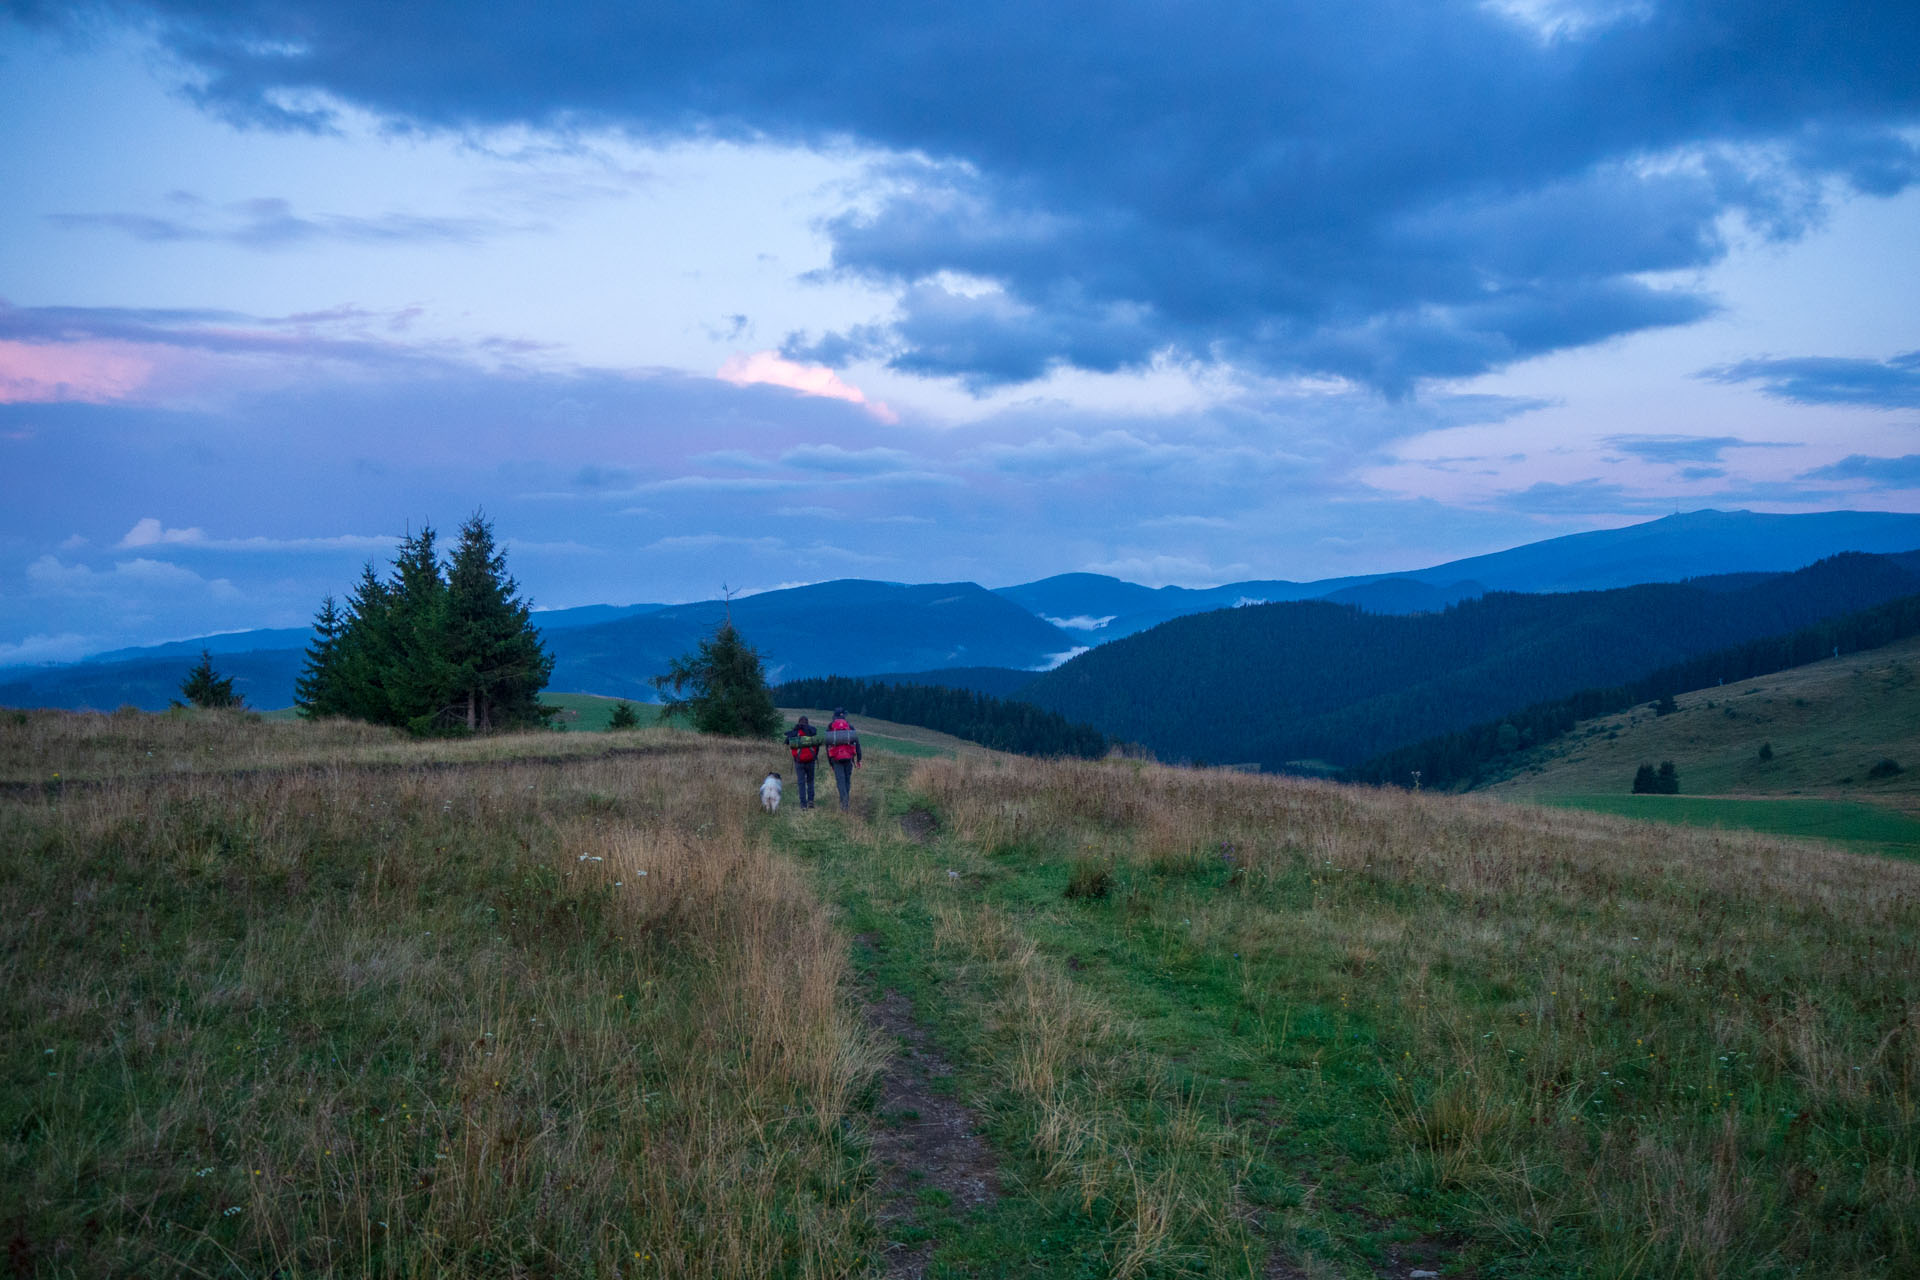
2 0 1917 662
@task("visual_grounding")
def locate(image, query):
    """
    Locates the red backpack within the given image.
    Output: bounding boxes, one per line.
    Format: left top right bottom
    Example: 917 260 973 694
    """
825 718 858 761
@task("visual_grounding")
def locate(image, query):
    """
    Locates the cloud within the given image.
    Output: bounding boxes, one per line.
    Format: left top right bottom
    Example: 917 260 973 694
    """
118 517 204 548
1701 350 1920 408
1487 479 1648 514
780 444 915 474
49 194 526 248
116 516 400 552
1082 554 1251 588
0 338 156 403
1601 434 1793 465
718 351 898 422
1802 454 1920 487
43 0 1919 392
0 632 98 667
27 554 240 599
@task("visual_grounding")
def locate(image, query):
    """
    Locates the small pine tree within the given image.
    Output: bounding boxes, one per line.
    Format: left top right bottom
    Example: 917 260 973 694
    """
1656 760 1680 794
1758 741 1774 762
652 618 780 738
178 649 242 709
1632 763 1658 794
607 700 641 730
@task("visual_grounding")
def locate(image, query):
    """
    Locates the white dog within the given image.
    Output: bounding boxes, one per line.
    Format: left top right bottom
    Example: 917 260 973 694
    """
759 771 783 813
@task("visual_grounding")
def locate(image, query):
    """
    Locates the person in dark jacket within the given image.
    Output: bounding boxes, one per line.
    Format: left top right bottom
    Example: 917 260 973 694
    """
824 708 862 812
784 715 821 809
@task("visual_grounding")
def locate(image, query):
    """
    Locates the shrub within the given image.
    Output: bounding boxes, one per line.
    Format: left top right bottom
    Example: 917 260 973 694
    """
1758 742 1774 762
1632 761 1680 794
1867 757 1903 779
1064 855 1113 900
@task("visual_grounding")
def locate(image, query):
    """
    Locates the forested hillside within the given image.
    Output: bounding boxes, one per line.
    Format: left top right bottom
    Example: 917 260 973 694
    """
1350 586 1920 789
1018 552 1920 771
772 675 1107 758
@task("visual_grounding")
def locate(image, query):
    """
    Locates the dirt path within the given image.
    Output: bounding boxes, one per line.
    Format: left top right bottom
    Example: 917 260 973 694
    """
858 817 998 1280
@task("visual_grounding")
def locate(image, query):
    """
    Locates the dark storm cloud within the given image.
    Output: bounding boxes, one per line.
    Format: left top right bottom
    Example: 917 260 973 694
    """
1702 350 1920 407
18 1 1920 390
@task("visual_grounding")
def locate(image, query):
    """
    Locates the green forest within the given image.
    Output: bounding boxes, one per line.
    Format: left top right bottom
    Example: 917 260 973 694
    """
1018 552 1920 771
771 675 1108 758
1348 584 1920 789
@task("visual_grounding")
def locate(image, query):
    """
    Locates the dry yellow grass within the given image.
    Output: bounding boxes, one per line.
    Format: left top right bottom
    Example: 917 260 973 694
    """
2 714 884 1277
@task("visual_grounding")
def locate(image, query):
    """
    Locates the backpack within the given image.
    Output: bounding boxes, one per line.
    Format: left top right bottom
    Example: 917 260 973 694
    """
790 733 819 763
825 719 859 761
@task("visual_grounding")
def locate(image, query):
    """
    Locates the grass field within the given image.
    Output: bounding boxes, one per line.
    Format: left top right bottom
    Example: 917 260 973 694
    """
1534 794 1920 860
5 709 1917 1277
1485 634 1920 812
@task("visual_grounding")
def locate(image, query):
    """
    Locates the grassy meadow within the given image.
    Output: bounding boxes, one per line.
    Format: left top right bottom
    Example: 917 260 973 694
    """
4 707 1918 1277
1485 637 1920 810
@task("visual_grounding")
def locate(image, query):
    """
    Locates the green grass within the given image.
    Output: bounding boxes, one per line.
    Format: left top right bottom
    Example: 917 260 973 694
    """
1537 793 1920 860
1487 635 1920 809
780 755 1920 1278
9 711 1918 1278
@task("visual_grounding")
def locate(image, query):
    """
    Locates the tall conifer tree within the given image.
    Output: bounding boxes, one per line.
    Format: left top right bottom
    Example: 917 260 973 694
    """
294 595 346 718
446 511 553 730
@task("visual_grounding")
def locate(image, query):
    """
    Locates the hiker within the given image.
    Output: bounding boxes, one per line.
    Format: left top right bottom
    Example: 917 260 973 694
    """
824 707 862 812
784 715 822 809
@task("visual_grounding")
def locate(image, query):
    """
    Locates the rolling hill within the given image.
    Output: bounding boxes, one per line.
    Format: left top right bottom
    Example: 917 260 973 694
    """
0 580 1076 711
996 508 1920 642
1484 634 1920 809
1017 552 1920 771
9 507 1920 712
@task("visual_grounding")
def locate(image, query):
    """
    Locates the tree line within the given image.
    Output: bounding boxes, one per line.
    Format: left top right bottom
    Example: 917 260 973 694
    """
772 675 1109 758
1348 585 1920 789
296 513 554 733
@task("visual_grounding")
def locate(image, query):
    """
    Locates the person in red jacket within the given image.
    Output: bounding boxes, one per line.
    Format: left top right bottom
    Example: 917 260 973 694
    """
824 708 862 812
784 715 821 809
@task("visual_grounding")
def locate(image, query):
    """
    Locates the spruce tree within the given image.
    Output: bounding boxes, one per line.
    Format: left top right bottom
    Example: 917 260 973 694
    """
445 511 554 730
607 700 641 730
386 525 457 733
294 595 346 718
178 649 242 709
652 618 780 737
334 563 397 724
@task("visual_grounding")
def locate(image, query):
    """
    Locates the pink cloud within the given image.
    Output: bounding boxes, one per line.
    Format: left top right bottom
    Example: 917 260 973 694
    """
0 340 155 404
717 351 898 423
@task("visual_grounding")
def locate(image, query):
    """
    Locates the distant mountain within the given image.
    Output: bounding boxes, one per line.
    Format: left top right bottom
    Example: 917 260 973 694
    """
0 581 1074 711
1016 553 1920 772
547 580 1075 700
12 509 1920 714
996 509 1920 641
1395 509 1920 593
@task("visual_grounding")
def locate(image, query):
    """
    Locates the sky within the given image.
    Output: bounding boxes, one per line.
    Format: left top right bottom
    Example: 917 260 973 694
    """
2 0 1918 663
